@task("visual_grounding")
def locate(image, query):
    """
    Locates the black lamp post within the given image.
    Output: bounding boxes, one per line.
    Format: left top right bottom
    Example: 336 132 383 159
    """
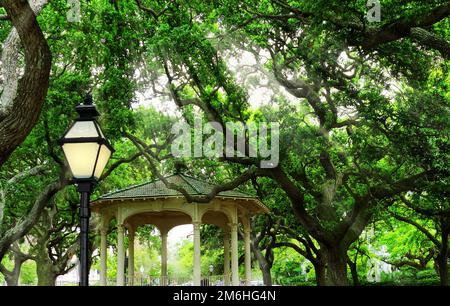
59 94 114 286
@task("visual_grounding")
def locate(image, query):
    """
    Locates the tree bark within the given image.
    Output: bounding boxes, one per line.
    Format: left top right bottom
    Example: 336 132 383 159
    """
436 229 449 286
313 263 327 286
251 239 272 286
0 262 21 286
36 260 57 286
35 243 57 286
0 0 48 109
5 270 20 286
410 27 450 60
261 264 272 286
0 0 52 166
347 256 360 286
323 246 349 286
0 264 20 286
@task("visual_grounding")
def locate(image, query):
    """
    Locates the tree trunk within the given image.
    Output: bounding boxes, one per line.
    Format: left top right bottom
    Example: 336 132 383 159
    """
436 229 449 286
323 246 349 286
35 242 57 286
436 256 448 286
0 0 52 166
0 242 32 286
313 263 327 286
36 256 57 286
251 239 272 286
37 271 57 286
347 257 360 286
3 269 20 286
261 265 272 286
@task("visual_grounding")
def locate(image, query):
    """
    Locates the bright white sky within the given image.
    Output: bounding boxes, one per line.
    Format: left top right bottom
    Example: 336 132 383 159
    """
168 224 193 249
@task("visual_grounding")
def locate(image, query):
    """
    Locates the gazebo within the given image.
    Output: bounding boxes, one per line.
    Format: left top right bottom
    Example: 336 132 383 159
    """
92 173 269 286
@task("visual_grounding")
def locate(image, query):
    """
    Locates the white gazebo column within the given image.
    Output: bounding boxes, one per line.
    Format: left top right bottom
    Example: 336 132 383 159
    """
223 229 231 285
100 227 108 286
193 222 201 286
116 224 125 286
244 228 252 286
230 222 239 286
128 228 135 286
161 229 168 286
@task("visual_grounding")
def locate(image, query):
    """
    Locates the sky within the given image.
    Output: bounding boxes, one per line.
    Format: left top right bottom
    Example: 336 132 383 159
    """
168 224 193 250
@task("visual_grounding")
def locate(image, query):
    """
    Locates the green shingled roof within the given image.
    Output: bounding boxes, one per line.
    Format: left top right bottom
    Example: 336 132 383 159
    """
98 173 256 200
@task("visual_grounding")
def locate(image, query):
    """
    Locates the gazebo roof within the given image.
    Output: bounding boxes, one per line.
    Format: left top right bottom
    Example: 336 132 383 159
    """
93 172 269 230
97 173 257 201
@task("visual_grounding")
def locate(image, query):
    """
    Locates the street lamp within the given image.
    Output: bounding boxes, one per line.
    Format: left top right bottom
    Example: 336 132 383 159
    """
59 94 114 286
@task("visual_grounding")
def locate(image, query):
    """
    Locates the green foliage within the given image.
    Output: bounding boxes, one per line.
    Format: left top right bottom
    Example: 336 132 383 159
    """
171 240 194 280
1 0 449 286
20 261 37 286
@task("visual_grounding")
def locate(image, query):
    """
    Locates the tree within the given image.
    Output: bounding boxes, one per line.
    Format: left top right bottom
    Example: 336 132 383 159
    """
0 242 33 286
388 191 449 285
127 0 449 285
0 0 448 287
0 0 51 166
30 196 79 286
0 0 147 266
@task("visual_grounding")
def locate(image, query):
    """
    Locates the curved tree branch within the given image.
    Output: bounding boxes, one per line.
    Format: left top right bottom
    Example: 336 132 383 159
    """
410 27 450 60
359 4 450 51
389 211 441 247
0 0 52 166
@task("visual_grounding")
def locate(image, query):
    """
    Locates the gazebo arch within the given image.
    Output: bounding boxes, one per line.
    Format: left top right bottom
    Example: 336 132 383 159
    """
92 173 269 286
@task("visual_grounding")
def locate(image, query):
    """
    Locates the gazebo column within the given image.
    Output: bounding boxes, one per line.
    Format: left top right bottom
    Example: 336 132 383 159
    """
244 228 252 286
116 224 125 286
161 229 168 286
231 222 239 286
100 227 108 286
128 228 135 286
223 229 231 285
193 221 201 286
